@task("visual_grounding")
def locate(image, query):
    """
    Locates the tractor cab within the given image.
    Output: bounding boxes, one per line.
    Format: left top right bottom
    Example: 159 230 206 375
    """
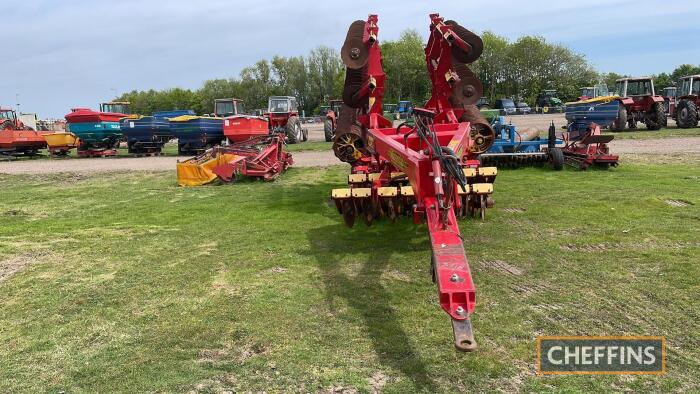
672 75 700 128
678 75 700 98
329 99 342 113
268 96 298 114
1 108 17 121
662 86 677 98
579 84 609 100
661 86 677 114
615 77 656 98
214 98 245 117
0 108 20 130
100 101 131 115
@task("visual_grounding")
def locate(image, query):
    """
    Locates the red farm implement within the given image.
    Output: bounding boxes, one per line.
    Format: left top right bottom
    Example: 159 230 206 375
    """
0 107 47 159
176 113 292 186
330 14 497 351
560 121 619 170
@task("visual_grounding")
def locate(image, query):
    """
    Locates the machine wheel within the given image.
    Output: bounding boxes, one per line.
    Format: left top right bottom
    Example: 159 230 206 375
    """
285 117 301 144
646 102 664 130
676 100 699 129
612 106 627 132
302 128 308 142
324 119 334 142
549 147 564 171
1 120 13 130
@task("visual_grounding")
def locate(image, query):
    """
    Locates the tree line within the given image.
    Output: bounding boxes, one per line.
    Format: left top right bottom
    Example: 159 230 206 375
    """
117 32 700 116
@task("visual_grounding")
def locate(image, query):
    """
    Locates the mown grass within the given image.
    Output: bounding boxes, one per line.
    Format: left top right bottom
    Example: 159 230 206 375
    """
0 160 698 393
285 141 332 152
603 127 700 140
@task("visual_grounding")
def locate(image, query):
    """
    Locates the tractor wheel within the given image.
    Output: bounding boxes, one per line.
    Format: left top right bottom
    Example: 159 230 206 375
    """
676 100 699 129
324 119 334 142
285 117 301 144
1 120 13 130
549 147 564 171
612 106 627 132
646 102 664 130
302 128 308 142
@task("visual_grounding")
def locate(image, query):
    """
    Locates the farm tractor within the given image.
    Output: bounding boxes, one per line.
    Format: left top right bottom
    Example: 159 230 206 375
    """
669 75 700 128
268 96 307 144
536 89 562 112
612 77 665 131
323 99 343 142
661 86 677 116
100 101 131 115
0 107 47 158
331 14 497 351
578 84 609 101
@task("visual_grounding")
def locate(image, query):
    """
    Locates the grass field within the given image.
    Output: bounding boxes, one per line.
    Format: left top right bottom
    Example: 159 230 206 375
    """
602 127 700 140
1 159 699 392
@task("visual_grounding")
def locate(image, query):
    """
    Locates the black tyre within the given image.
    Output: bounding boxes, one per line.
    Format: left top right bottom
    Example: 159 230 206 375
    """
676 100 699 129
646 102 664 130
549 147 564 171
612 106 627 132
302 128 308 142
324 119 334 142
285 116 301 144
1 120 13 130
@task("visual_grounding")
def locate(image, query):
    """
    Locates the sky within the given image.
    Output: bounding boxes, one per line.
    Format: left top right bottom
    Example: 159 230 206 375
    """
3 0 699 118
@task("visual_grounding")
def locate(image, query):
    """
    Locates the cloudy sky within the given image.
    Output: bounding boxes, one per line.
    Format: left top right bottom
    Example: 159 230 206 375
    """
4 0 699 118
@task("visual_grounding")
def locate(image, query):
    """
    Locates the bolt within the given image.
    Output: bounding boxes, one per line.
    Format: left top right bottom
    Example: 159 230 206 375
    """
456 306 465 314
350 48 361 59
450 274 460 282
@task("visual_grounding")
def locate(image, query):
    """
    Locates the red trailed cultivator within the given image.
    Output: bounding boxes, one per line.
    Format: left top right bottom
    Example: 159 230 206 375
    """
560 122 619 170
331 14 497 351
176 116 292 186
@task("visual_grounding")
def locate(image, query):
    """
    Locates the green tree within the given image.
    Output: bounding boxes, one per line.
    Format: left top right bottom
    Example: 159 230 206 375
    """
381 29 430 104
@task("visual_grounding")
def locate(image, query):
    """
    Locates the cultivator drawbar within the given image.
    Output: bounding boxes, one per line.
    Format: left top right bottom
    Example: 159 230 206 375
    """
331 14 497 351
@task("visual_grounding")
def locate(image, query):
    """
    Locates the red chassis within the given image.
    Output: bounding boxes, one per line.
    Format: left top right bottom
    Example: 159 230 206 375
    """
562 123 619 170
212 134 292 182
331 14 496 351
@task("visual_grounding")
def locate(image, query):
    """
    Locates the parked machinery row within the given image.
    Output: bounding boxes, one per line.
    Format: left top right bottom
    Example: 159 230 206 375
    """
0 96 310 159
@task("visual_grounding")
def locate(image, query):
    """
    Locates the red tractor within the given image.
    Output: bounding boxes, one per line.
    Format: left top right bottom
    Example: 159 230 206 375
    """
267 96 307 144
323 99 343 142
670 75 699 128
1 107 31 130
612 77 665 131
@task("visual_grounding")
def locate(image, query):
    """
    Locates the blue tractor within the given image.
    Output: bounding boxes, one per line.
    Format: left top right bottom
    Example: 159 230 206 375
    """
479 116 565 169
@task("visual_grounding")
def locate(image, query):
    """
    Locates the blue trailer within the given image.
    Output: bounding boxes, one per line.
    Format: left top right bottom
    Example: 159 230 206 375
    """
479 116 565 169
67 121 122 150
169 115 224 155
